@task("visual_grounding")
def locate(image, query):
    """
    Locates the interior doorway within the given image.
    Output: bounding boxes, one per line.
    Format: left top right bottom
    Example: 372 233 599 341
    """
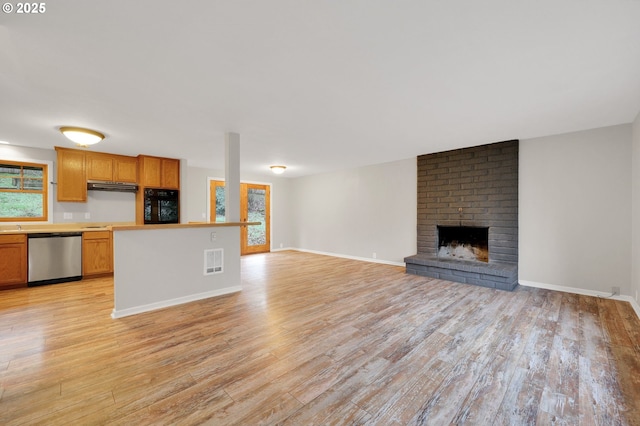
209 180 271 255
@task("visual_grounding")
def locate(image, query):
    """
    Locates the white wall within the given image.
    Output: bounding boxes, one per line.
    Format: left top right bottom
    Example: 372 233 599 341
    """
520 124 633 295
290 158 417 264
632 112 640 303
185 166 295 250
112 225 241 317
0 145 135 223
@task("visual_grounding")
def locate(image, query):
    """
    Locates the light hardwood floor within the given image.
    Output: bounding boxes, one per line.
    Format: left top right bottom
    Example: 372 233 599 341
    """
1 251 639 425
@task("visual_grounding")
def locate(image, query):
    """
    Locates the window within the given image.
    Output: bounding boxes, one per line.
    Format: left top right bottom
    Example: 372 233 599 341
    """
0 160 48 221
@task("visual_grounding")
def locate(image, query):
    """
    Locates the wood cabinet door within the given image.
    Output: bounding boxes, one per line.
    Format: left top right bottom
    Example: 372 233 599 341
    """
0 235 27 287
161 158 180 189
139 156 162 187
86 153 114 181
114 156 138 183
56 148 87 202
82 232 112 276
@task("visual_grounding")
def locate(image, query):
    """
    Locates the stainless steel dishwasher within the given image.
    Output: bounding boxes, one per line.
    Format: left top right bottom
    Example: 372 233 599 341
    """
28 232 82 286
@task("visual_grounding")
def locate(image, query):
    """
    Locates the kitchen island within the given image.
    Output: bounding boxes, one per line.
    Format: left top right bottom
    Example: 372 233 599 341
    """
111 222 256 318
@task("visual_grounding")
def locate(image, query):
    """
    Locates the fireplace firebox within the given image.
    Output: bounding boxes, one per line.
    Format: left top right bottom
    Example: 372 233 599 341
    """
437 226 488 262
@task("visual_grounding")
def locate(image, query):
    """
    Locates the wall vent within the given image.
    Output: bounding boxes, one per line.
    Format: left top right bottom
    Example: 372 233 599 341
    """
204 249 223 275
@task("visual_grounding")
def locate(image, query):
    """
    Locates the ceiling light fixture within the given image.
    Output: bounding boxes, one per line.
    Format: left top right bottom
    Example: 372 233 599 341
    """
0 140 10 145
60 126 105 147
270 165 286 174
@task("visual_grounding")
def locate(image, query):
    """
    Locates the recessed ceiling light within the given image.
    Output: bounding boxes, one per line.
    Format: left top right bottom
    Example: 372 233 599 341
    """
59 126 105 146
270 165 286 174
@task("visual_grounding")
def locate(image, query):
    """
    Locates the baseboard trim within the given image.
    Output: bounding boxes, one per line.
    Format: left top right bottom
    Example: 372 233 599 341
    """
111 286 242 319
271 247 295 252
519 280 640 320
290 248 405 267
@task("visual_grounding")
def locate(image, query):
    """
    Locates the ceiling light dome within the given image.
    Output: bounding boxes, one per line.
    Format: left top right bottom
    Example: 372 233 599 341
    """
60 126 105 146
270 165 286 174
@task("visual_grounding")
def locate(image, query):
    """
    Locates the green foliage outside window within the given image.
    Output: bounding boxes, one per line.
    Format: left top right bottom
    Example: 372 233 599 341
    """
0 161 48 221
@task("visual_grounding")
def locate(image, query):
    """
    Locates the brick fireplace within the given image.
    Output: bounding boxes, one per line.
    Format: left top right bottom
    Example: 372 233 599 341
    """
405 140 519 290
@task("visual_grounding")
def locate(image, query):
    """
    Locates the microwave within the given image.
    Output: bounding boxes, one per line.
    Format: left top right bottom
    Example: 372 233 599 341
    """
144 188 179 224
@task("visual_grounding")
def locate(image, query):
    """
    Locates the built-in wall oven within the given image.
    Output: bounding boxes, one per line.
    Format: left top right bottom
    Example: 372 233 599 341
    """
144 188 179 224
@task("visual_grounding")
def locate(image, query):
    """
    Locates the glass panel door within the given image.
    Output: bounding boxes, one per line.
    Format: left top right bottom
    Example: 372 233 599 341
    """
210 180 226 222
242 184 270 254
209 180 270 254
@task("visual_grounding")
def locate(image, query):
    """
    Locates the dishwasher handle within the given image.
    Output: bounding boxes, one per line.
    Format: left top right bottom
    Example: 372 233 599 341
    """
27 232 83 238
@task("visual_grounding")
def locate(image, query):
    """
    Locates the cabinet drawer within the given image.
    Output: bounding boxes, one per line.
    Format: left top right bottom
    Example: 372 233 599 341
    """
0 234 27 244
82 231 111 240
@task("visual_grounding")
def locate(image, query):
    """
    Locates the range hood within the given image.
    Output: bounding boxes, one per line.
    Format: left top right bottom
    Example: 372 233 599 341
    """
87 180 138 193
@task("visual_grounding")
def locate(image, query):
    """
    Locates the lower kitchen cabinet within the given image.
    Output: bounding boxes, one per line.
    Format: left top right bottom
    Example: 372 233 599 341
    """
0 234 28 288
82 231 113 276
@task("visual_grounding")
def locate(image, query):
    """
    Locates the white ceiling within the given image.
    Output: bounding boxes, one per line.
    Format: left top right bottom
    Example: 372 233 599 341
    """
1 1 640 178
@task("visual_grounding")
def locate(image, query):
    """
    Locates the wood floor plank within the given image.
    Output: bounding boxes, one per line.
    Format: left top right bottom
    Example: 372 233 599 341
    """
451 353 518 425
578 356 625 426
350 331 453 417
282 356 390 425
615 300 640 351
0 251 638 424
408 355 487 424
225 354 332 401
493 366 545 425
579 295 612 366
536 335 580 423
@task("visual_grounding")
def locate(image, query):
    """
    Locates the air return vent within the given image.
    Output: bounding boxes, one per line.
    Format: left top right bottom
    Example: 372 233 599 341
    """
204 249 223 275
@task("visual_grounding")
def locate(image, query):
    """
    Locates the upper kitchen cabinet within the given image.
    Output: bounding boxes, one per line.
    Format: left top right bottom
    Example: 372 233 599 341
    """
55 147 87 202
114 156 138 183
86 153 137 183
138 155 180 189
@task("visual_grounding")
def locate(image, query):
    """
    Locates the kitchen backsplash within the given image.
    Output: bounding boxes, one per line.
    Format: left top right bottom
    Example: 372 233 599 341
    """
53 189 136 223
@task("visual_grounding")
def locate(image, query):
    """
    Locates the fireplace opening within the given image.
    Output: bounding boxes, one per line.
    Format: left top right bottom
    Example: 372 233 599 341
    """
437 226 489 263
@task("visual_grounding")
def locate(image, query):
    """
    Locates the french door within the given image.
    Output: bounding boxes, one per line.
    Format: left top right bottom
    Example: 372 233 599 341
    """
209 180 270 255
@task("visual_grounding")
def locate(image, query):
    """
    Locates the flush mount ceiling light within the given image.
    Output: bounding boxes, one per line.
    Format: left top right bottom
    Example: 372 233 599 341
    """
270 165 286 174
59 126 105 147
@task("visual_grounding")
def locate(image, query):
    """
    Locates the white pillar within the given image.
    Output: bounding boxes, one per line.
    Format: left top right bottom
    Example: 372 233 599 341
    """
225 132 241 222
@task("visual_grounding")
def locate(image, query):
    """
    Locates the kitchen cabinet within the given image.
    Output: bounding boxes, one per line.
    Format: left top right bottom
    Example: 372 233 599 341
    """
86 153 113 181
82 231 113 276
114 156 138 183
87 153 138 183
0 234 28 288
160 158 180 189
138 155 180 189
55 147 87 202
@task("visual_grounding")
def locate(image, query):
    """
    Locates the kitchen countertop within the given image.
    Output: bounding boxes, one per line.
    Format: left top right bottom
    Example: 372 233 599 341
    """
0 222 132 235
113 222 260 231
0 222 261 234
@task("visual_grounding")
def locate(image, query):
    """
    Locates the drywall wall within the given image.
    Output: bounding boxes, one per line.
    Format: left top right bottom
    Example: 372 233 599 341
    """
633 111 640 304
519 124 632 295
185 166 294 250
0 145 135 223
290 158 417 264
112 225 241 317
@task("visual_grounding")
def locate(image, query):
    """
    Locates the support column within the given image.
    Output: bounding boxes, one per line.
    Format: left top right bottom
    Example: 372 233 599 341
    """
225 132 241 223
